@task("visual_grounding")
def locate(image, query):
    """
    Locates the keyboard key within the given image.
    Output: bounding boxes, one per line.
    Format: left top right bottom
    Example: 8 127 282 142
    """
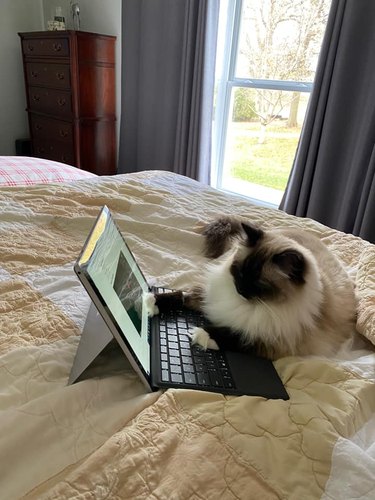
183 364 194 373
197 372 209 386
223 376 234 389
180 341 190 349
208 370 223 388
161 353 168 362
167 335 178 342
171 373 183 383
178 331 189 338
182 355 193 364
195 364 205 372
192 347 204 356
160 346 167 353
160 338 167 346
162 370 169 382
168 342 178 350
169 356 181 365
170 365 182 374
161 361 168 370
184 373 196 384
193 352 204 360
169 349 179 357
181 348 191 357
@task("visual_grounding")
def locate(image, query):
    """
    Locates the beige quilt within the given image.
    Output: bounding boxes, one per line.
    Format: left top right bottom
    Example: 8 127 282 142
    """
0 171 374 499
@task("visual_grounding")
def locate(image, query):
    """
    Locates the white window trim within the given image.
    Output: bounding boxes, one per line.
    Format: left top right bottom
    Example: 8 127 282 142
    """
212 0 314 207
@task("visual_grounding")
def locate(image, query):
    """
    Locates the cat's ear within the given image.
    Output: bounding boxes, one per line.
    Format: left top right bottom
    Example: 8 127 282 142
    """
273 250 306 284
241 223 264 246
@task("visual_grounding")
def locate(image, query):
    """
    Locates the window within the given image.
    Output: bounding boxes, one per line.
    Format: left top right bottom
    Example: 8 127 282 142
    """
212 0 331 207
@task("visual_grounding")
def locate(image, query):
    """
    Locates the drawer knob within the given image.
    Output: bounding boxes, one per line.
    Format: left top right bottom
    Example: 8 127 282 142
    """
27 44 34 52
32 95 40 102
53 43 62 52
59 129 68 137
57 98 66 107
35 124 42 130
37 146 45 153
31 71 38 78
56 72 65 80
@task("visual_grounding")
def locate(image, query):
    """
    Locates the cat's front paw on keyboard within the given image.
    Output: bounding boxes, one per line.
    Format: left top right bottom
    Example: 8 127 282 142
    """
143 292 159 317
189 327 219 351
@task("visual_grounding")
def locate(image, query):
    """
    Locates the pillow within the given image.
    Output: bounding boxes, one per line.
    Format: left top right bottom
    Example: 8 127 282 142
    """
0 156 97 186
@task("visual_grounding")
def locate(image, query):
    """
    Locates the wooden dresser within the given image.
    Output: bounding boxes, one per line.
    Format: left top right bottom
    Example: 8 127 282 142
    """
19 30 117 175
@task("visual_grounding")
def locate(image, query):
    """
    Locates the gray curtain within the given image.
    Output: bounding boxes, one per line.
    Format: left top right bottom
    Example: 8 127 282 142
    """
280 0 375 244
118 0 219 184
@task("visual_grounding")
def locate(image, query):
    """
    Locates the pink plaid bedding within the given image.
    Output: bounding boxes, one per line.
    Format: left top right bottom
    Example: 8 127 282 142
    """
0 157 97 186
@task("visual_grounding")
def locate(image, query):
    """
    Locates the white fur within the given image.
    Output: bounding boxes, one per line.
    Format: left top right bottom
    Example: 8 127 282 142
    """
189 327 219 350
201 250 324 355
143 292 159 317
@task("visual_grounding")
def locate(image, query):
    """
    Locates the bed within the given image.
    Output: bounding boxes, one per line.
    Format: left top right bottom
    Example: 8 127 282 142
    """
0 157 374 499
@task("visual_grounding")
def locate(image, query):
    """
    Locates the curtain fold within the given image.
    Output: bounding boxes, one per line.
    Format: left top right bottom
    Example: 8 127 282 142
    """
118 0 219 184
280 0 375 243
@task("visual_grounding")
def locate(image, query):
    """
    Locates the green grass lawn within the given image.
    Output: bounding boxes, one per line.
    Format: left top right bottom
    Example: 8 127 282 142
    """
227 122 300 191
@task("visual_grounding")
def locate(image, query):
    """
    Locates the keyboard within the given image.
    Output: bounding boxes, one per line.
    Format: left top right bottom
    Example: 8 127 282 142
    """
157 307 236 390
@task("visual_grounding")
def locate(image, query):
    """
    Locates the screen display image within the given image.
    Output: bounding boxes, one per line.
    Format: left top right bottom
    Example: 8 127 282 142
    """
113 251 143 335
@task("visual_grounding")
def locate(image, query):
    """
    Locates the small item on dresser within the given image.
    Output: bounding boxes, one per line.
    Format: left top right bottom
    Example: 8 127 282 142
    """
71 2 81 30
47 6 66 31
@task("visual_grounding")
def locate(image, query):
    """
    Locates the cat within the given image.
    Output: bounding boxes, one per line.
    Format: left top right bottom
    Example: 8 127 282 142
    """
145 216 358 360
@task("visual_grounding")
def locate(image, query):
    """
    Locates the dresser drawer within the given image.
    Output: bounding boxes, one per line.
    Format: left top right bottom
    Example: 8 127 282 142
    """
33 138 75 165
28 87 72 117
22 37 70 57
26 62 71 89
30 115 74 144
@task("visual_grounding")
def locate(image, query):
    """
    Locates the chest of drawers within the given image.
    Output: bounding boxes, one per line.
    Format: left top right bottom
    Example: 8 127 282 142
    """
19 31 117 175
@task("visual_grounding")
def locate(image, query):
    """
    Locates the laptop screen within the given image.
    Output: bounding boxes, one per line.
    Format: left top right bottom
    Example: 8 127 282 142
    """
75 206 151 375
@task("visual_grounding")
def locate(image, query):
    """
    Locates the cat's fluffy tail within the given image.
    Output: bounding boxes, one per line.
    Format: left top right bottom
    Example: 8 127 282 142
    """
202 216 243 258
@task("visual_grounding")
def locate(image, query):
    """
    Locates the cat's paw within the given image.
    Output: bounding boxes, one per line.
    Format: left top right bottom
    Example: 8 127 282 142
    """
143 292 159 317
189 327 219 351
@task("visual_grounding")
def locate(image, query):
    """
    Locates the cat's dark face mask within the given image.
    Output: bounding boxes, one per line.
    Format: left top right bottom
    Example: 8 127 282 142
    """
230 222 306 301
229 222 276 300
230 257 277 300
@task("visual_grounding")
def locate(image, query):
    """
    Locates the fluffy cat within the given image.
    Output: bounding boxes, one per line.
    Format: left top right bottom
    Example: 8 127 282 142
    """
146 217 358 360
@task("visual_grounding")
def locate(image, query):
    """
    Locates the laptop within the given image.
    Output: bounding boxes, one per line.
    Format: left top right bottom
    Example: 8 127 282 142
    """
69 205 289 400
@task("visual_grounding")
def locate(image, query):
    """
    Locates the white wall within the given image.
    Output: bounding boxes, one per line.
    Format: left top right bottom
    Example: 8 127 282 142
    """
42 0 122 160
0 0 121 159
0 0 44 155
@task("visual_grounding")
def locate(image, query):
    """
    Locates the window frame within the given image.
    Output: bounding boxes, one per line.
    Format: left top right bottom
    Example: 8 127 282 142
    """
212 0 313 205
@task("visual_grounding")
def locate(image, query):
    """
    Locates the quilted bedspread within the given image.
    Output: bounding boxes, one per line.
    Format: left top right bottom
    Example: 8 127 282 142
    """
0 171 374 499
